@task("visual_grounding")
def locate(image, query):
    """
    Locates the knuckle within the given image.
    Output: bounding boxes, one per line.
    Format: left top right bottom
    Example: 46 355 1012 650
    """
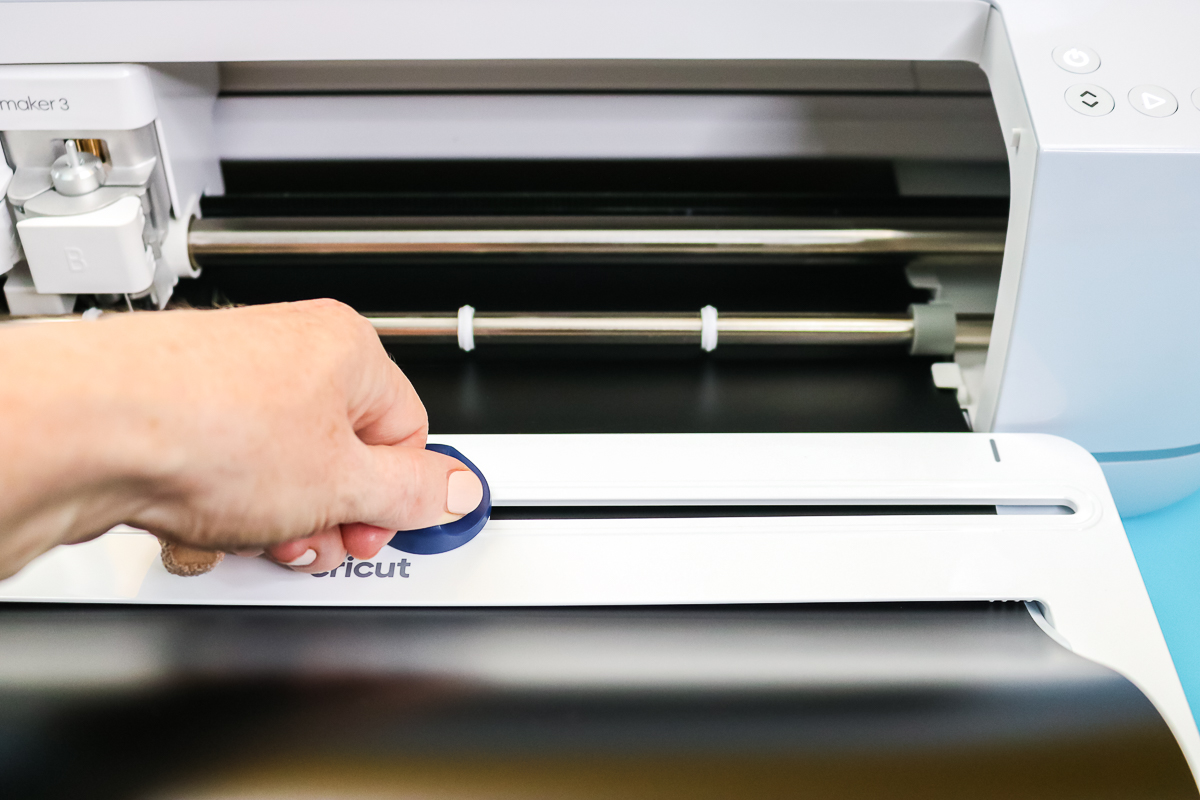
303 297 352 315
302 298 367 334
414 407 430 437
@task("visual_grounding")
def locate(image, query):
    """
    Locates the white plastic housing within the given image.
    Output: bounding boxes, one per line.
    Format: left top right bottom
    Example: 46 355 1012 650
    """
17 196 154 294
0 162 15 275
0 62 222 309
3 0 1198 513
1 263 75 315
0 63 157 131
1 431 1195 783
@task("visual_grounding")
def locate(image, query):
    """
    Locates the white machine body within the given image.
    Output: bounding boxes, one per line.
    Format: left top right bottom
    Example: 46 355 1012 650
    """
1 0 1198 786
4 432 1198 779
0 0 1197 513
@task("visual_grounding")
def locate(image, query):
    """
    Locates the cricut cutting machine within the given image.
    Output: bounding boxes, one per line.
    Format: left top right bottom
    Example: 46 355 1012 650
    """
1 1 1199 797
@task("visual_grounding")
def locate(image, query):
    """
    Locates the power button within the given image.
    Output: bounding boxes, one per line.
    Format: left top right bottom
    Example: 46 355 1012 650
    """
1052 46 1100 74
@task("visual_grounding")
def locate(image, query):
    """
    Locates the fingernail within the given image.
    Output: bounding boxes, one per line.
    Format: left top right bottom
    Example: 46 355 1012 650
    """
284 548 317 567
446 470 483 515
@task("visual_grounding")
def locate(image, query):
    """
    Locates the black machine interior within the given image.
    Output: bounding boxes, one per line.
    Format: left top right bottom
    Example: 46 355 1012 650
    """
174 157 1007 434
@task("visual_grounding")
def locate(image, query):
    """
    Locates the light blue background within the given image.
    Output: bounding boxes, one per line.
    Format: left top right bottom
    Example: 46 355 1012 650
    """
1124 492 1200 720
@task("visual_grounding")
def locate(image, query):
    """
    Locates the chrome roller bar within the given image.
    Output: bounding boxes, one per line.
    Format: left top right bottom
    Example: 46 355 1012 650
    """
2 307 988 355
188 217 1006 257
367 304 981 355
370 310 915 347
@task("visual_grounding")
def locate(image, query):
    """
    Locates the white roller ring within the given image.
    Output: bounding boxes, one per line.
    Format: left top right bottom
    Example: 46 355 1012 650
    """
700 305 719 352
163 215 201 278
457 304 476 352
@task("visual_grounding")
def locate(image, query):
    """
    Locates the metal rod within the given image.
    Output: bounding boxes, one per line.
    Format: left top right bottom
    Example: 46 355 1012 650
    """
189 218 1006 257
1 311 991 349
368 312 920 346
955 316 993 349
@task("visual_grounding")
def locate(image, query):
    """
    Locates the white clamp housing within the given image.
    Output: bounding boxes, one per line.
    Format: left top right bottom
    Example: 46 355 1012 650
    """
17 196 155 294
0 62 221 310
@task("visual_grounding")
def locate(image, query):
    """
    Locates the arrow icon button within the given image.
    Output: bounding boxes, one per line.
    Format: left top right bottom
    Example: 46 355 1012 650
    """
1129 85 1177 117
1065 84 1114 116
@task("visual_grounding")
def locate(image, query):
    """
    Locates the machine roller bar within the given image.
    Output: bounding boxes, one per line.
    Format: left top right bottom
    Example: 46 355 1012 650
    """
383 313 918 345
368 312 947 348
1 312 989 351
188 218 1005 257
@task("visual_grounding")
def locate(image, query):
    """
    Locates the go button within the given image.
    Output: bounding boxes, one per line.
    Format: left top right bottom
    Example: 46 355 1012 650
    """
1065 84 1113 116
1053 45 1100 74
1129 85 1177 117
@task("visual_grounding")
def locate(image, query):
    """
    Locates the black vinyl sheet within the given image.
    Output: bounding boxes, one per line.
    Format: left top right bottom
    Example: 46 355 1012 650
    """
0 603 1192 800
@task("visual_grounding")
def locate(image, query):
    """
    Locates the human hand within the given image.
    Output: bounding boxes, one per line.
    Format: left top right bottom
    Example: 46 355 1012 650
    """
0 299 483 578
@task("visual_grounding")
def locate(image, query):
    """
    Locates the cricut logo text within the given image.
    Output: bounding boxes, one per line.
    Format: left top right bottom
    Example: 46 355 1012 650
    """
311 555 410 578
0 96 69 111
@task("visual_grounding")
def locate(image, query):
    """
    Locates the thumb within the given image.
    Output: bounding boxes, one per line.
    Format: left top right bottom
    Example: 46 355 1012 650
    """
343 445 484 532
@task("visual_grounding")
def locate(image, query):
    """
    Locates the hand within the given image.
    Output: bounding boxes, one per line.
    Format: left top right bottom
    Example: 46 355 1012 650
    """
0 299 483 578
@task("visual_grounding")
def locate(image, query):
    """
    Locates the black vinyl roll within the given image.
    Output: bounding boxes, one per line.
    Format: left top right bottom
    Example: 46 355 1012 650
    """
0 603 1192 799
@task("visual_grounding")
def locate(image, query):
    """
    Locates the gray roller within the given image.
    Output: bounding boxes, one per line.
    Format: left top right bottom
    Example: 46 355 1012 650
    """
909 301 959 356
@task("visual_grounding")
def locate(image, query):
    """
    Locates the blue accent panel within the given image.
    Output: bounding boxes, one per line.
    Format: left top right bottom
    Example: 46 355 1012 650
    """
388 444 491 556
1123 490 1200 724
1095 443 1200 463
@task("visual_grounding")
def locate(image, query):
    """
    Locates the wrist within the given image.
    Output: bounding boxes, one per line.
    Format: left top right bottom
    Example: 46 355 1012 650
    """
0 320 162 573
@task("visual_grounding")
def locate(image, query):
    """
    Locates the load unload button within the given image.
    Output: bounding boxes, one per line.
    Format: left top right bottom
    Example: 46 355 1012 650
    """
1065 84 1114 116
